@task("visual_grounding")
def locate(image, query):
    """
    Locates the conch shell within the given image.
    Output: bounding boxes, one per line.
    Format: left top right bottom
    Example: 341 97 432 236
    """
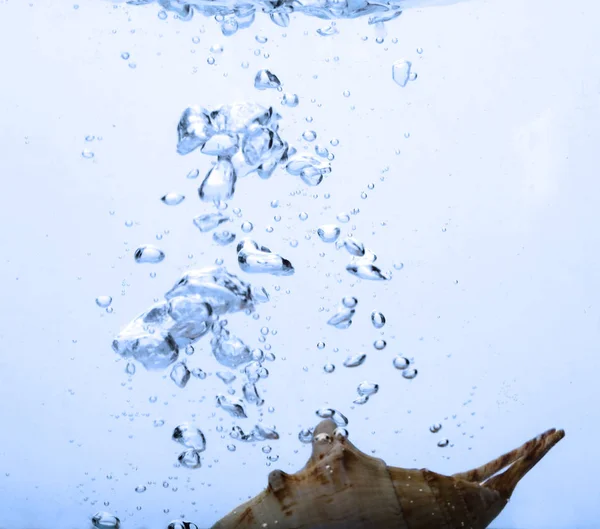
212 419 564 528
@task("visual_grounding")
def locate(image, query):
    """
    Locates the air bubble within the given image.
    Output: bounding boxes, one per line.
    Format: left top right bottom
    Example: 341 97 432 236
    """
282 93 299 107
373 339 386 350
393 356 410 370
134 245 165 264
161 193 185 206
343 353 366 368
402 368 418 380
302 130 317 142
96 296 112 308
371 311 386 328
392 59 412 87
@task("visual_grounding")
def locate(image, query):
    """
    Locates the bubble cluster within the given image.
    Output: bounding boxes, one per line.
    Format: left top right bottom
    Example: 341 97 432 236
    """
102 0 435 515
131 0 407 33
177 102 288 203
112 266 268 370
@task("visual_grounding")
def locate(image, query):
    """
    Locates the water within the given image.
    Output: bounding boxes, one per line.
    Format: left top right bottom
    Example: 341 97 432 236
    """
3 1 597 528
392 59 412 87
211 328 253 367
216 370 237 384
317 224 341 243
346 262 391 280
91 512 120 529
315 408 349 426
95 295 113 308
342 296 358 308
236 238 295 275
254 69 281 90
392 355 410 370
371 311 386 328
172 423 207 450
327 306 355 328
161 192 186 206
402 368 418 380
357 381 379 396
167 522 199 529
343 237 366 257
133 244 166 264
170 361 191 387
216 395 248 418
112 266 266 369
192 212 230 232
179 101 288 197
429 423 442 433
177 449 202 469
286 154 332 186
281 93 299 107
323 363 336 373
198 159 236 202
343 352 367 368
212 230 236 245
373 338 387 350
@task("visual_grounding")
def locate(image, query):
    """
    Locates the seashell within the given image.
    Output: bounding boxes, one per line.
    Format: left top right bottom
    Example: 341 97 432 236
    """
212 419 565 528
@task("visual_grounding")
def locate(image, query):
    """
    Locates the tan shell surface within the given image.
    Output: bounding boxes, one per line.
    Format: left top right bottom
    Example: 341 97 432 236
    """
211 420 565 529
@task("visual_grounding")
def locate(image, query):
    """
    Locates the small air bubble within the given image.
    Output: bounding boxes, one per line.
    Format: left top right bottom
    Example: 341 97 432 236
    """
302 130 317 142
402 368 418 380
392 59 412 87
373 339 386 350
95 296 112 308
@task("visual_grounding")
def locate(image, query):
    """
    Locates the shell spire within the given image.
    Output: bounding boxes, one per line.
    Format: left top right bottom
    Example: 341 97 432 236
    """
211 419 565 529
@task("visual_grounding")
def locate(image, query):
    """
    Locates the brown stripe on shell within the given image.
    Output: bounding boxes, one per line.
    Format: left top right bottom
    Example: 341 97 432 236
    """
211 420 564 529
388 467 451 528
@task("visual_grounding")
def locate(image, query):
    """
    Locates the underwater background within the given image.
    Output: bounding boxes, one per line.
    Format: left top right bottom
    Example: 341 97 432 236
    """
1 0 599 527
